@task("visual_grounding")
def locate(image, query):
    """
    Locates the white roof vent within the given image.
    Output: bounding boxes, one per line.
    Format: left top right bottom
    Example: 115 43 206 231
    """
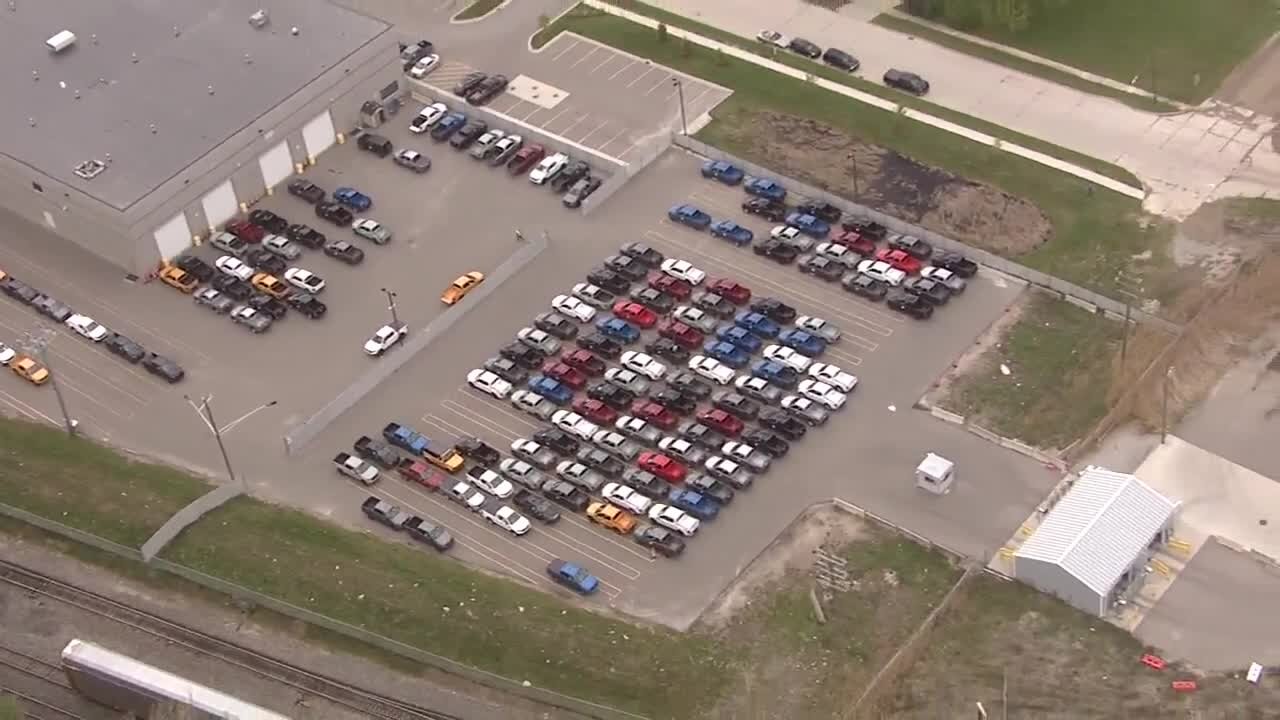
46 30 77 53
249 9 269 28
74 159 107 180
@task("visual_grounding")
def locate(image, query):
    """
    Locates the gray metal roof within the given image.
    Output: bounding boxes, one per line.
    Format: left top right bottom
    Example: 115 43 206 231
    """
1016 466 1178 596
0 0 390 211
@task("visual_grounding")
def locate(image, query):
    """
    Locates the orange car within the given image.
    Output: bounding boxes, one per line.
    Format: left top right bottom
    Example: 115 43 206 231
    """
441 271 485 305
586 502 637 534
159 266 198 293
251 272 290 299
11 355 49 385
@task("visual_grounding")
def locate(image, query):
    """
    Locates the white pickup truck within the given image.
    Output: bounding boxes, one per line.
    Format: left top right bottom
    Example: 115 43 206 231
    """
333 452 379 485
363 324 407 356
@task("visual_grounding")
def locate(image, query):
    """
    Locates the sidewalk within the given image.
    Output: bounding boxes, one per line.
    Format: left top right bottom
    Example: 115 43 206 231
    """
645 0 1280 218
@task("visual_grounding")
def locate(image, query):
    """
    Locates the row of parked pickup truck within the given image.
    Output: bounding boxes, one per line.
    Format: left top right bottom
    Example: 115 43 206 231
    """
332 422 465 485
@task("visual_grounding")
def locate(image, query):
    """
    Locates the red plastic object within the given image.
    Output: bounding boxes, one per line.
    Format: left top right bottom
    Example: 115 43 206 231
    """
1171 680 1197 692
1140 654 1167 671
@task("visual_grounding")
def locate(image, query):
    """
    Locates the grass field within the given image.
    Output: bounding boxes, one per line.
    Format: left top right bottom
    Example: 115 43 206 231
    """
945 295 1121 449
453 0 504 21
543 8 1172 297
0 419 209 547
568 1 1141 188
917 0 1280 103
870 14 1181 112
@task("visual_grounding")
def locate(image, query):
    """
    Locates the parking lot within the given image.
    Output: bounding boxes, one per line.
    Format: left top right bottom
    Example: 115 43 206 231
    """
424 34 731 164
0 76 1059 629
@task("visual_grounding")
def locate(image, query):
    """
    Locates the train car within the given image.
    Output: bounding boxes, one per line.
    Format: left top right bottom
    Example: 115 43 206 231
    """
61 639 291 719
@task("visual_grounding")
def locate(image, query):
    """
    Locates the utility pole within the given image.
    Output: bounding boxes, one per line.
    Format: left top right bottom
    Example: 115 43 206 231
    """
186 394 240 489
846 150 860 200
1161 366 1174 443
22 329 75 435
1115 270 1144 370
380 287 401 328
671 77 688 135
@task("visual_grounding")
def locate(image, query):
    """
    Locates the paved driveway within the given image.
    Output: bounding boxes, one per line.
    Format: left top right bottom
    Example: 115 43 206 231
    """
646 0 1280 216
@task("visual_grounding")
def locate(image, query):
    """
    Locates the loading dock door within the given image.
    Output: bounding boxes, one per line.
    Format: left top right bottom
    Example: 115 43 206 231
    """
302 111 337 159
258 141 293 190
201 180 239 229
154 213 192 261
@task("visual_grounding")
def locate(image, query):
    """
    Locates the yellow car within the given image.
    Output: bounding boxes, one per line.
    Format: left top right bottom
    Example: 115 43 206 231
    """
586 502 637 534
251 272 289 299
159 266 197 294
441 271 485 305
11 355 49 385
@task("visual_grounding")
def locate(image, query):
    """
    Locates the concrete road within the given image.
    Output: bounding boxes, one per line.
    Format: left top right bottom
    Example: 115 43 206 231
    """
1136 539 1280 670
640 0 1280 217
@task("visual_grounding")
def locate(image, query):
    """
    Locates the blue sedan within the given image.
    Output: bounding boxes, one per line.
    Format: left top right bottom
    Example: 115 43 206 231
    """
716 325 763 353
333 187 372 211
527 375 574 405
668 487 719 520
778 328 827 357
734 311 780 339
596 317 641 344
710 220 754 247
744 177 787 202
547 559 600 595
667 204 713 230
702 340 750 369
785 212 830 238
751 359 800 388
701 160 745 185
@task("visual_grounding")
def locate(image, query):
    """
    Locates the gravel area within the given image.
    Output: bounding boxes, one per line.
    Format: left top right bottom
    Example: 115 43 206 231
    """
0 530 583 720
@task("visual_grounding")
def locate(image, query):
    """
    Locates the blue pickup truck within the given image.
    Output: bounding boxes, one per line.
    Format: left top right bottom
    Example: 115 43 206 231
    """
383 422 429 455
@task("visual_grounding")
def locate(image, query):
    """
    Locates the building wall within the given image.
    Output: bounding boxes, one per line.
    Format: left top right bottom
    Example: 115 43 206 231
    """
0 32 402 276
1015 556 1106 617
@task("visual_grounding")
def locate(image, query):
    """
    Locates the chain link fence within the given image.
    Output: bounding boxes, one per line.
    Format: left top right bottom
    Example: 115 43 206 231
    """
673 136 1180 332
0 500 648 720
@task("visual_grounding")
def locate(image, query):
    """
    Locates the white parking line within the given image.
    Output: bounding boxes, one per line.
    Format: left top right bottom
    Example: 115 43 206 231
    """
488 96 523 115
643 75 672 96
550 40 580 62
553 514 656 564
567 46 600 70
625 67 656 88
447 392 543 434
575 120 611 145
538 105 574 128
0 387 57 426
688 191 741 218
644 229 890 349
421 413 505 448
441 398 528 437
434 408 519 445
47 346 149 406
605 59 635 80
557 113 592 136
597 127 630 152
684 85 712 110
521 105 544 122
825 348 863 367
538 527 643 579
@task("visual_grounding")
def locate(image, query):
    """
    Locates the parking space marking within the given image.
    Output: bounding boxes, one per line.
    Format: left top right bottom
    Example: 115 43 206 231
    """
538 105 574 128
521 105 544 122
556 113 592 137
575 119 611 145
684 85 712 109
420 413 509 451
604 59 635 79
567 46 600 70
645 228 889 350
597 127 631 154
550 40 581 63
537 528 643 580
643 75 672 96
445 393 543 435
625 67 656 89
687 191 742 218
430 405 519 445
487 95 523 115
586 53 619 76
0 387 57 425
825 347 864 367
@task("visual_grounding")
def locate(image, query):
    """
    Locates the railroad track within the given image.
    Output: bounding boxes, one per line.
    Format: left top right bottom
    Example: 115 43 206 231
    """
0 645 87 720
0 560 465 720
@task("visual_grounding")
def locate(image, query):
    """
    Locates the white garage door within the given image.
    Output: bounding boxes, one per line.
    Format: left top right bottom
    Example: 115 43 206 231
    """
201 180 238 229
258 141 293 190
153 213 192 260
302 111 336 158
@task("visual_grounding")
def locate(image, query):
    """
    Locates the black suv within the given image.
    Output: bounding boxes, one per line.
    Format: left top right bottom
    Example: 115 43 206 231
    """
796 201 842 224
842 219 888 242
533 428 581 456
645 337 690 364
245 248 286 276
822 48 860 72
712 391 759 421
174 255 215 282
604 254 648 282
886 289 934 319
455 437 501 466
650 388 696 415
743 197 788 222
576 447 624 478
588 382 636 410
287 293 327 319
484 356 528 384
449 121 489 150
586 267 630 295
843 273 888 301
753 239 798 264
287 223 327 249
551 161 590 192
760 410 807 441
664 371 712 401
142 352 184 383
788 38 822 58
542 479 590 511
452 72 487 96
104 333 146 363
499 342 545 369
933 251 979 278
629 286 675 315
888 234 933 260
466 74 509 105
750 297 797 324
620 242 665 267
315 201 353 226
248 209 289 234
357 133 393 158
534 311 580 340
576 332 621 360
287 179 326 204
884 69 930 96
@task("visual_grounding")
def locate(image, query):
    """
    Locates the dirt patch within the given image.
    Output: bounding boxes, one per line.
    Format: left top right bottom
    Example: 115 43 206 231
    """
717 111 1052 255
924 288 1030 407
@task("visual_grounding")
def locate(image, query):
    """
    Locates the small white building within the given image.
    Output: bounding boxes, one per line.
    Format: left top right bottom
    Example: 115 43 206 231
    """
1015 466 1178 617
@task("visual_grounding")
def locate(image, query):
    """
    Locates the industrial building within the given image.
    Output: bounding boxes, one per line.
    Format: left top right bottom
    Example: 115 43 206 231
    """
0 0 405 275
1015 466 1179 617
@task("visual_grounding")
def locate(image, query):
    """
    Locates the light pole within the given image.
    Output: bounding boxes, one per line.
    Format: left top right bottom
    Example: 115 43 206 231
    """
185 393 239 489
671 77 688 135
380 287 401 328
22 329 75 435
1161 366 1174 443
1115 270 1144 369
846 151 860 200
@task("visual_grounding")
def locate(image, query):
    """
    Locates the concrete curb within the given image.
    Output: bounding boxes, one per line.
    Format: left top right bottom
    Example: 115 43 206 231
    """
583 0 1146 200
450 0 513 24
283 234 548 452
141 484 244 561
527 3 588 53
